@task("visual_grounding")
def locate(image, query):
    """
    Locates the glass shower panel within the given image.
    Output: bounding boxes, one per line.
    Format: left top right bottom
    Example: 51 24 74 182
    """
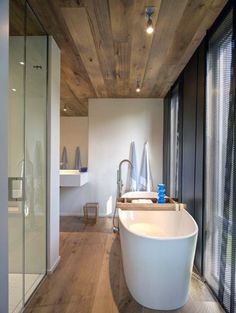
8 1 25 312
8 1 48 311
24 4 47 301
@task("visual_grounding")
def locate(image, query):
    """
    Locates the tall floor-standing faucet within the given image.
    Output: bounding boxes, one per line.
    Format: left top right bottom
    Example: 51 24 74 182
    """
113 159 133 233
117 159 133 198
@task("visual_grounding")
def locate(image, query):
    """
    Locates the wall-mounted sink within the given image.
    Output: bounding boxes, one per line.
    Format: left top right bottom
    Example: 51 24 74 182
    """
60 170 88 187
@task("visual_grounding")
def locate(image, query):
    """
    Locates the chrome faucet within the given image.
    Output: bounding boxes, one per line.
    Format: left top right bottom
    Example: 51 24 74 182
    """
117 159 133 198
113 159 133 233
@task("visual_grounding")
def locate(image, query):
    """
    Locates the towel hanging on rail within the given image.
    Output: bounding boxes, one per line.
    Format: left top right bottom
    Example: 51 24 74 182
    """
61 146 69 169
138 141 153 192
74 146 82 170
126 141 139 192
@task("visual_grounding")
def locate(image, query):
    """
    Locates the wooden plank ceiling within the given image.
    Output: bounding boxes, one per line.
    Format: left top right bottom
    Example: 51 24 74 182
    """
28 0 227 116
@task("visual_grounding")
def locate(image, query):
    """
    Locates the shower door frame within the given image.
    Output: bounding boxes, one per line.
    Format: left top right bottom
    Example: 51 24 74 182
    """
0 0 9 312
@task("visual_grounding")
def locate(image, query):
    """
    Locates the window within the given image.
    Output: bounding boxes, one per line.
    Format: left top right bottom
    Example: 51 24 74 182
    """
169 84 180 198
205 9 236 313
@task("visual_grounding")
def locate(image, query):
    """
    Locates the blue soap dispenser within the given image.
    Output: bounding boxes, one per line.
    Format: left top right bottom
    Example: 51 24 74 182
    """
158 183 166 203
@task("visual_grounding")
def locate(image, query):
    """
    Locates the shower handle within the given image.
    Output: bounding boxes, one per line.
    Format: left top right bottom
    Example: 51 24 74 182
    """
8 177 24 201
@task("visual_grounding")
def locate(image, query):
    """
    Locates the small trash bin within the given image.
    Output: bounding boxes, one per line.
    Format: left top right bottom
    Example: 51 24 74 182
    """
83 202 99 222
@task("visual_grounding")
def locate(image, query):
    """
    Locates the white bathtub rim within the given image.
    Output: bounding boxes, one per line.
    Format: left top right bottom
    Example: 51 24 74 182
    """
118 209 198 241
122 191 158 199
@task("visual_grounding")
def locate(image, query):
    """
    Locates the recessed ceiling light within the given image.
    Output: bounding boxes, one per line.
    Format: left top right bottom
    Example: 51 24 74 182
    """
63 105 67 112
19 61 24 65
11 88 16 92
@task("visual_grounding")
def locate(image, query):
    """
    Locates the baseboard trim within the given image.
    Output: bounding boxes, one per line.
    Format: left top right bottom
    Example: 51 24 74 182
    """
47 255 61 274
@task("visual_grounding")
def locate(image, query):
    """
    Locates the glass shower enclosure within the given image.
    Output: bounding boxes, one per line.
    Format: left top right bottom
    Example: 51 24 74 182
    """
8 1 47 311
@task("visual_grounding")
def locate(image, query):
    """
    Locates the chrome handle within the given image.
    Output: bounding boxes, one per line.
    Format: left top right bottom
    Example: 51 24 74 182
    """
8 177 24 201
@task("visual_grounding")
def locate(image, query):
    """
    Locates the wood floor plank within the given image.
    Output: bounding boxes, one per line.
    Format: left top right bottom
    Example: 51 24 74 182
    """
91 235 119 313
25 217 225 313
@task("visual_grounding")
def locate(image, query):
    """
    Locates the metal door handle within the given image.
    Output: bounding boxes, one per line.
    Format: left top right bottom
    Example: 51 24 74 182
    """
8 177 24 201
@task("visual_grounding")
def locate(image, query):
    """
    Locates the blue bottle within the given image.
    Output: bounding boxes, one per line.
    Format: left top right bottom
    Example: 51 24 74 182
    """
158 183 166 203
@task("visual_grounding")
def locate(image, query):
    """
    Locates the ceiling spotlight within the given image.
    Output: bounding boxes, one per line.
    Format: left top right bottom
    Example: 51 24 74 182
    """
146 7 154 34
136 81 141 93
146 19 154 34
19 61 24 65
11 88 16 92
63 105 67 112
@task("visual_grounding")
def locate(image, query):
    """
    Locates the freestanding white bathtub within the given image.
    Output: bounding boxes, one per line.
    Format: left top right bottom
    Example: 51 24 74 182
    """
118 195 198 310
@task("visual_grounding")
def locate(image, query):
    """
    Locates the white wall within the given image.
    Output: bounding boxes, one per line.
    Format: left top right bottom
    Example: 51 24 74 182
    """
47 37 60 272
0 1 9 311
60 117 88 168
60 98 163 216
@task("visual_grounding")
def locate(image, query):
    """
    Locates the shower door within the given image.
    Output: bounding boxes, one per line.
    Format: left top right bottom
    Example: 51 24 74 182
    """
8 1 25 310
8 1 47 312
24 2 47 304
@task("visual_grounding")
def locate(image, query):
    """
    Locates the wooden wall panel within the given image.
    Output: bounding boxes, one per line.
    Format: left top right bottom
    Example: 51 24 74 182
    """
109 0 133 97
27 0 227 115
62 7 107 97
83 0 117 96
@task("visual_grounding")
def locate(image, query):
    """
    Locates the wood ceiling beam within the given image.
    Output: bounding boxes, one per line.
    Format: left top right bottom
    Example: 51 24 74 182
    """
28 0 94 116
109 0 130 42
61 68 88 115
48 0 96 98
27 0 227 115
83 0 117 97
61 60 92 99
62 7 108 97
109 0 134 97
61 81 88 116
114 41 131 97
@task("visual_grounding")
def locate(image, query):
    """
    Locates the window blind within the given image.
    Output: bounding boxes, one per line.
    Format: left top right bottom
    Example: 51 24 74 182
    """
205 9 236 313
169 84 180 198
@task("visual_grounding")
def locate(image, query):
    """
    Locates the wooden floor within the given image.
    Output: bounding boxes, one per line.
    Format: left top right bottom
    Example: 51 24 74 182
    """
25 217 225 313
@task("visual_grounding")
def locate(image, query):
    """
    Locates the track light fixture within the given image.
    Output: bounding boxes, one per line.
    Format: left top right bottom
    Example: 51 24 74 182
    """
145 7 154 34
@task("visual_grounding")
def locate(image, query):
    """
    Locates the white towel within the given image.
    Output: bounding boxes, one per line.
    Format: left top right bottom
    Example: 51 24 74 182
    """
126 141 139 191
131 199 152 204
138 142 153 192
61 146 69 169
74 146 82 170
